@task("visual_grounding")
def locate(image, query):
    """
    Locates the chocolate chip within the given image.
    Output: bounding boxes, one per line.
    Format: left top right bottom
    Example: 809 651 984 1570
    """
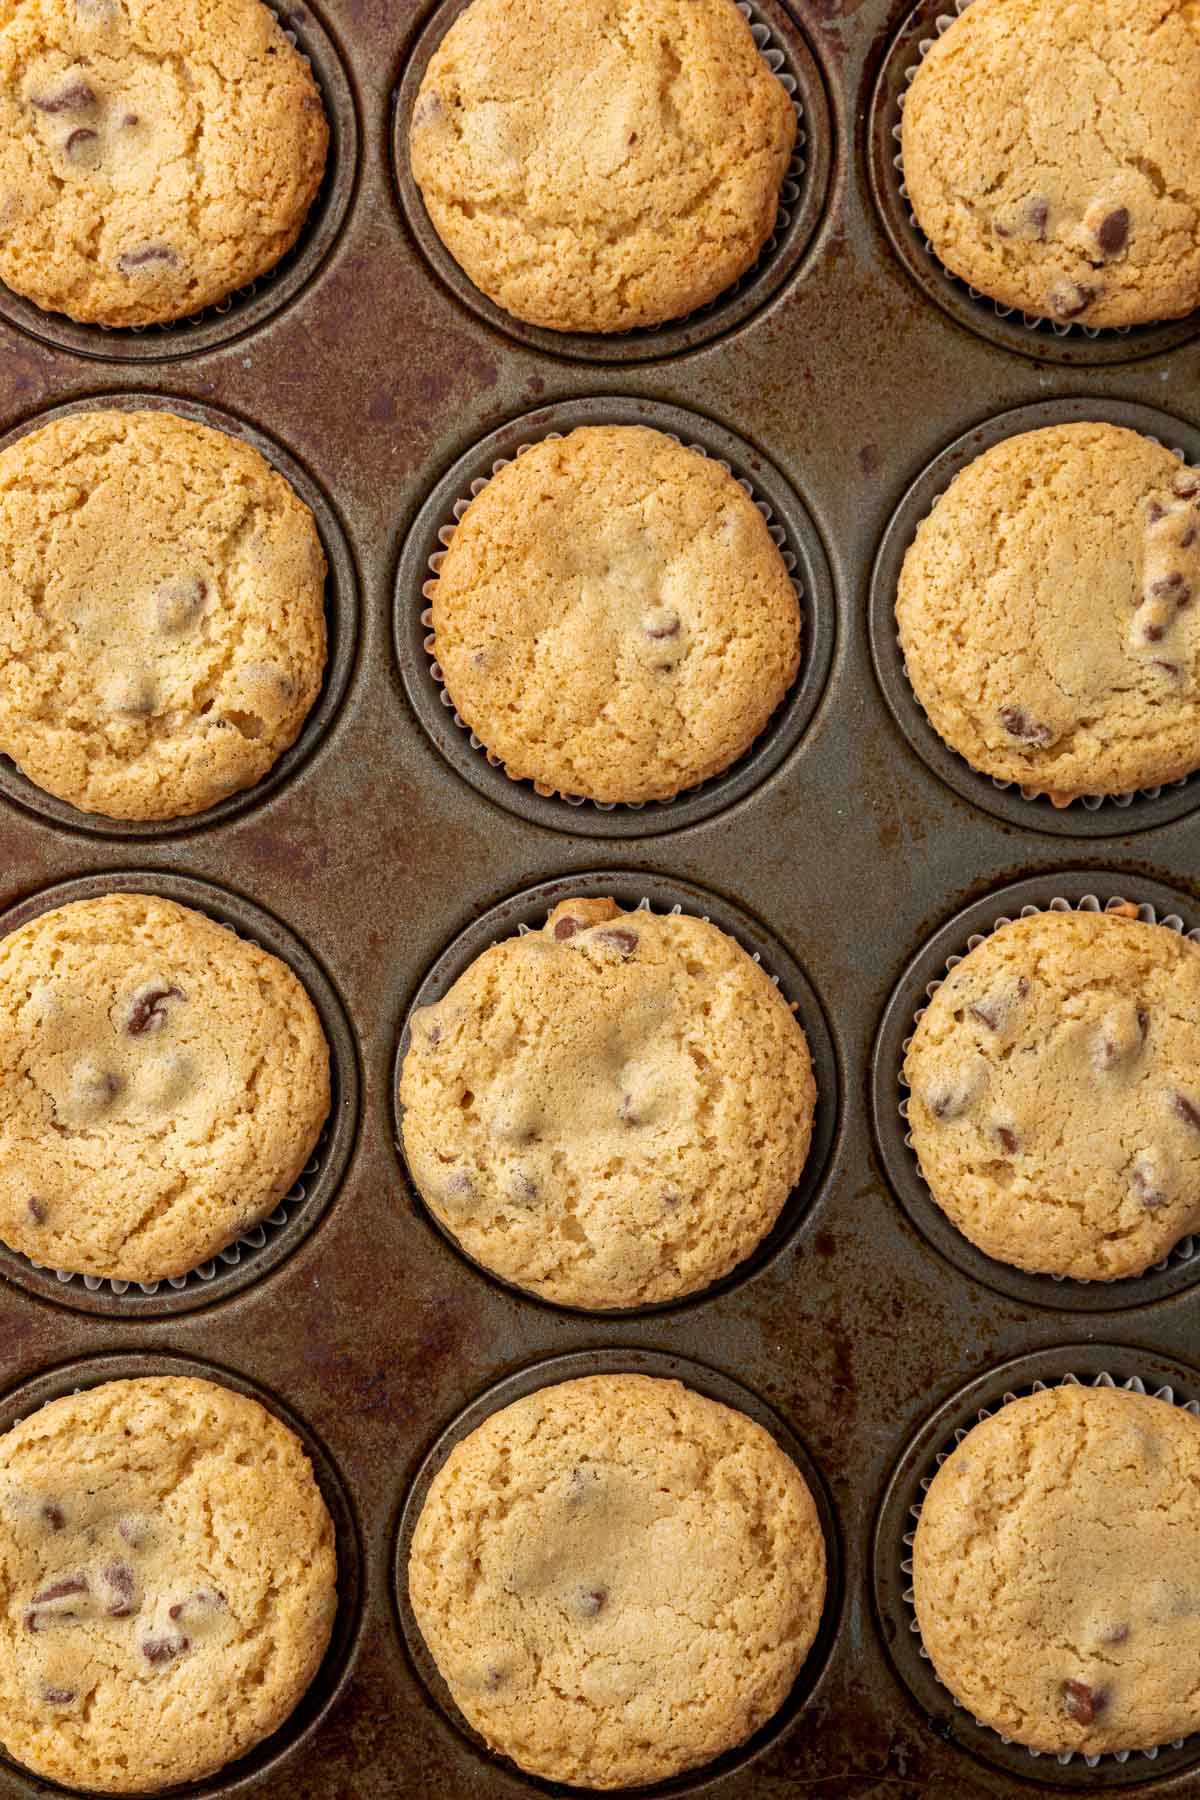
31 1575 88 1604
577 1586 608 1616
1181 526 1198 549
40 1685 75 1704
1100 1621 1130 1645
596 928 637 957
1028 198 1049 239
117 1516 150 1547
1062 1679 1105 1725
1148 499 1166 524
1173 472 1200 499
1131 1153 1167 1209
31 80 96 113
116 244 179 273
121 111 138 127
26 1608 76 1632
27 1197 45 1224
553 916 580 941
1097 207 1130 254
1151 572 1191 601
1050 283 1101 321
42 1503 65 1532
999 706 1052 746
618 1092 640 1126
482 1665 505 1691
925 1077 979 1122
1172 1092 1200 1132
1152 659 1181 676
142 1632 188 1665
155 576 206 634
168 1587 224 1622
969 1000 1001 1030
102 1559 136 1617
642 608 680 641
125 983 184 1036
64 126 99 160
997 1126 1018 1155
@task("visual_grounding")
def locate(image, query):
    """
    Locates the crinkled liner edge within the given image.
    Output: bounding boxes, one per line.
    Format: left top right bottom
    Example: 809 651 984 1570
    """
23 914 329 1299
891 0 1200 344
897 892 1200 1284
896 431 1200 813
420 431 805 813
65 7 327 342
902 1366 1200 1766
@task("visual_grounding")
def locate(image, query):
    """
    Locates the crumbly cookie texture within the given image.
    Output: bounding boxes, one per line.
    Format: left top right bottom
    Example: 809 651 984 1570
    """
0 409 327 822
901 0 1200 329
903 909 1200 1281
0 0 328 328
914 1384 1200 1755
0 892 330 1283
897 424 1200 802
400 897 816 1309
409 1373 825 1788
0 1375 337 1792
430 426 801 805
409 0 796 333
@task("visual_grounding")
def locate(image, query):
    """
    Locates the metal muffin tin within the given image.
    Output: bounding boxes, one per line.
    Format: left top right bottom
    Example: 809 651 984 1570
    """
1 0 1199 1792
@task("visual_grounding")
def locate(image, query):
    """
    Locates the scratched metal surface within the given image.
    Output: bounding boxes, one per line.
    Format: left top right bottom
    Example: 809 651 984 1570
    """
0 0 1197 1794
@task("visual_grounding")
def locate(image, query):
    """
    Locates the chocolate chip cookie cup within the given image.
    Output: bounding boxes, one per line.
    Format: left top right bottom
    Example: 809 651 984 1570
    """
393 0 830 364
0 0 357 364
869 397 1200 837
393 871 839 1316
0 871 359 1319
873 1347 1200 1787
0 1350 362 1799
872 874 1200 1314
395 398 834 837
395 1348 841 1794
0 392 359 841
866 0 1200 367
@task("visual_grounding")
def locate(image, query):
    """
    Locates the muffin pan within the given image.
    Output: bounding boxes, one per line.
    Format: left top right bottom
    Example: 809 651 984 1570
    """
1 0 1200 1793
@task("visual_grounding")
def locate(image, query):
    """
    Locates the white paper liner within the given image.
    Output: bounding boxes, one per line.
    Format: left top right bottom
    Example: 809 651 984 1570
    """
19 917 330 1299
421 432 805 811
88 13 323 338
890 0 1200 341
896 434 1200 813
901 1367 1200 1766
898 892 1200 1283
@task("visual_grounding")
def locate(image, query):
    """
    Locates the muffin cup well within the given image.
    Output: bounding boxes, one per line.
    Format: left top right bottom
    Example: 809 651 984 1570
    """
392 0 831 363
869 397 1200 837
866 0 1200 366
396 398 834 837
874 1347 1200 1786
0 1350 363 1800
0 0 358 364
392 871 839 1316
871 872 1200 1312
0 391 360 842
0 871 359 1318
394 1347 842 1798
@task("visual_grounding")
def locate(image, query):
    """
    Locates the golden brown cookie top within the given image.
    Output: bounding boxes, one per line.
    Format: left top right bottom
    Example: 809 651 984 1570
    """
409 1373 826 1787
0 0 328 327
409 0 796 332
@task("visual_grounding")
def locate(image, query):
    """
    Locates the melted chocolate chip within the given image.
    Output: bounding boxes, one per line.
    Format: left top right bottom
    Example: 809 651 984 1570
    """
926 1078 978 1122
577 1586 608 1616
1131 1154 1166 1209
142 1632 189 1665
117 244 179 273
155 576 206 634
1062 1679 1105 1725
125 983 184 1036
969 1000 1001 1030
1148 499 1166 525
643 610 680 641
596 928 637 957
482 1665 505 1691
31 80 95 113
27 1197 45 1224
103 1559 136 1617
41 1503 65 1532
999 706 1052 746
1173 472 1200 499
1100 1621 1130 1645
553 916 580 941
1173 1092 1200 1132
1151 572 1191 601
1097 207 1130 254
1050 283 1101 321
26 1608 75 1632
41 1684 75 1704
997 1126 1018 1155
64 126 98 160
1028 198 1049 239
31 1575 88 1605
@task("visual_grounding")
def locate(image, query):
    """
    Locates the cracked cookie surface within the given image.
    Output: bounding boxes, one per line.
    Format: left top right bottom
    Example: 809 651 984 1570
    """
0 0 328 328
914 1384 1200 1755
904 909 1200 1280
0 408 327 821
429 426 801 805
409 1372 826 1788
896 423 1200 802
399 897 816 1309
408 0 796 333
0 1374 337 1792
0 892 330 1283
901 0 1200 329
